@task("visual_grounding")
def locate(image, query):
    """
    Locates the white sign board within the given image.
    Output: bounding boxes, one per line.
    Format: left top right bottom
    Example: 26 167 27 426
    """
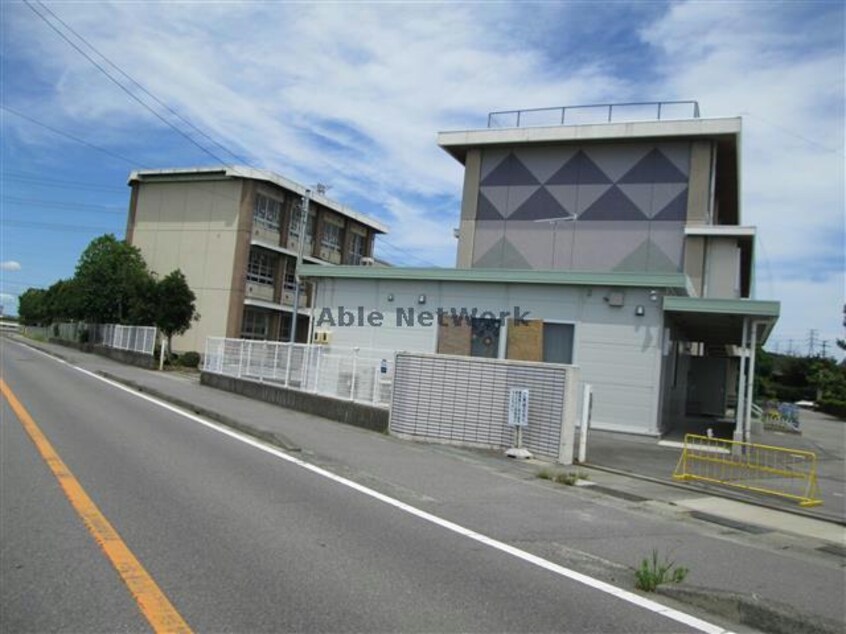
508 389 529 427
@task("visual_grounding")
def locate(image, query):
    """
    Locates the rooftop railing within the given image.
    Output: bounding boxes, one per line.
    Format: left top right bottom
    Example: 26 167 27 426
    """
487 101 701 129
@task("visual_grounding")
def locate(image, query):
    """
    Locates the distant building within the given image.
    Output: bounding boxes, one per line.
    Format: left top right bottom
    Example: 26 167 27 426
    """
302 102 779 439
125 166 387 351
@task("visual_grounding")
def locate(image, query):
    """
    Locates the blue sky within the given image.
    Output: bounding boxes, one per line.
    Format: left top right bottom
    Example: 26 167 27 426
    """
1 0 843 355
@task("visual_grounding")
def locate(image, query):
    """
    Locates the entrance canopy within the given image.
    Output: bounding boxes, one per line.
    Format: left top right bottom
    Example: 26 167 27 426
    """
662 296 779 346
663 296 780 444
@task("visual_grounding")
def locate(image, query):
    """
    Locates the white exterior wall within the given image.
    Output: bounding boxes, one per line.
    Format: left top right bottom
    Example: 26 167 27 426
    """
705 238 741 299
312 278 665 435
131 179 243 352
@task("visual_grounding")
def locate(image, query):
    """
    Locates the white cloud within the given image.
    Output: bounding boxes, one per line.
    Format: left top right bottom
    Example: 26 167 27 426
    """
0 261 22 271
4 2 843 344
639 1 844 347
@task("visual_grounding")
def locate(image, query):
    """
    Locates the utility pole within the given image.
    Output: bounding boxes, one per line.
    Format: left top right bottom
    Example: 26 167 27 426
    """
290 189 311 344
820 340 828 358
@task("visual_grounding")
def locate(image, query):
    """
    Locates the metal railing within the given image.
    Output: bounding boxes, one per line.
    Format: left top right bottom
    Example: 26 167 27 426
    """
23 322 157 356
673 433 822 507
97 324 157 356
203 337 395 407
488 101 701 129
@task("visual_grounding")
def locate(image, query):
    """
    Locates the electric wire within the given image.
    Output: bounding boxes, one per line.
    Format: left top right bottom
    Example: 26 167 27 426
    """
32 0 249 166
23 0 231 166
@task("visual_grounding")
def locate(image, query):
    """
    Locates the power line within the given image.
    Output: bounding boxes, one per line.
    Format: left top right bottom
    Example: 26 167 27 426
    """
3 196 125 211
3 172 126 192
32 0 249 166
1 105 143 167
375 237 440 267
1 219 118 233
23 0 231 166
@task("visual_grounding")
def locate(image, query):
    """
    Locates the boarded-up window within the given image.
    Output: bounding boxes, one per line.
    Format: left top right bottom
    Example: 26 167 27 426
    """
507 319 543 361
437 319 471 356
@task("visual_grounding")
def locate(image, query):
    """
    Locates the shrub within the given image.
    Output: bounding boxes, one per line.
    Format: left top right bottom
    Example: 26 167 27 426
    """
179 351 201 368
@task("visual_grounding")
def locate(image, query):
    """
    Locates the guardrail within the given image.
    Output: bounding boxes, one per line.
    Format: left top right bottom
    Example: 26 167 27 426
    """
203 337 395 407
672 434 822 507
488 100 701 129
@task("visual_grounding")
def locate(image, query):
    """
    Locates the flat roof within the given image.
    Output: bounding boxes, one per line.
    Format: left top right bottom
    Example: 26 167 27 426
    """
299 265 690 289
128 166 388 234
663 296 779 317
438 116 741 164
663 296 780 345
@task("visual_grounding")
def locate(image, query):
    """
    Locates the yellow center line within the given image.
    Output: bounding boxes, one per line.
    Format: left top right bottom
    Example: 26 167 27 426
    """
0 378 193 634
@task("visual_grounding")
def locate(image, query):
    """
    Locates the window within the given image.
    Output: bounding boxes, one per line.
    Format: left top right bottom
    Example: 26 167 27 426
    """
241 309 269 340
253 194 282 231
321 223 342 251
289 209 315 241
543 323 574 364
346 231 366 264
246 250 276 286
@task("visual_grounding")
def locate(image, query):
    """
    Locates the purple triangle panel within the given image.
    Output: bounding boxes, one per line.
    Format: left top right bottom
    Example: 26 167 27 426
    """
619 148 688 184
509 186 568 221
578 186 648 221
480 153 540 187
652 188 688 221
477 191 505 220
545 150 611 185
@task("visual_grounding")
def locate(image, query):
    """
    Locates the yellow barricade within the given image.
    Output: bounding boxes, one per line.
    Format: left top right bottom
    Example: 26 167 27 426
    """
673 434 822 507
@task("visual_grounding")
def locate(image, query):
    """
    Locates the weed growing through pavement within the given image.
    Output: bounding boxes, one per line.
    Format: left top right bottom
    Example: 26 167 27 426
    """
634 549 689 592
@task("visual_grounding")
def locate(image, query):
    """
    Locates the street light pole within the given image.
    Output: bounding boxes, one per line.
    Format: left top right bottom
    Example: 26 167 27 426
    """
290 189 311 343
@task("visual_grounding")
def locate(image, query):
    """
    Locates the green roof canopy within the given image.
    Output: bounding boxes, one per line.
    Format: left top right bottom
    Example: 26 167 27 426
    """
298 265 690 290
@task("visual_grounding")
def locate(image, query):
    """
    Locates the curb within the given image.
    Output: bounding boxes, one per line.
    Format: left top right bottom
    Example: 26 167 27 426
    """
656 585 843 634
95 370 302 453
582 462 846 527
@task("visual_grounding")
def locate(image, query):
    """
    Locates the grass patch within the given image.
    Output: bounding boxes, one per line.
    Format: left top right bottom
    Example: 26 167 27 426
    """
634 549 689 592
536 468 589 486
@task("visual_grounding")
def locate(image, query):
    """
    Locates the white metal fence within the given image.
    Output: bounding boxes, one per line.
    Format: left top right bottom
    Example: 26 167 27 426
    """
96 324 157 356
203 337 395 407
24 321 157 356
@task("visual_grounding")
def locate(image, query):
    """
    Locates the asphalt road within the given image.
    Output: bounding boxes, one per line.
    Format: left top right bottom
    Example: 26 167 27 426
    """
0 341 723 633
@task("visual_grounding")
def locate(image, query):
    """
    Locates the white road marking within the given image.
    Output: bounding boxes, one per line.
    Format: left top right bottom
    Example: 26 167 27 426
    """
14 340 732 634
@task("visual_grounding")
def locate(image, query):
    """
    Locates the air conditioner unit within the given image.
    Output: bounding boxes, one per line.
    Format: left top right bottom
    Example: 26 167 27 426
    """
360 257 375 266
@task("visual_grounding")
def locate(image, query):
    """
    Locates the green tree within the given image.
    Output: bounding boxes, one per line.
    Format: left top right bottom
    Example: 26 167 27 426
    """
74 234 154 324
17 288 49 325
155 269 198 352
44 279 83 322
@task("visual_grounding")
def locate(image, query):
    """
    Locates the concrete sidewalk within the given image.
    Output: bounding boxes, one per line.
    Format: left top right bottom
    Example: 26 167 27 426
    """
8 335 846 634
584 417 845 524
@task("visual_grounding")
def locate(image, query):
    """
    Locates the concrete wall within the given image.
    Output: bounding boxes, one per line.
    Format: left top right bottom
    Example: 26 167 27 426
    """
313 278 665 435
130 179 245 352
200 372 389 432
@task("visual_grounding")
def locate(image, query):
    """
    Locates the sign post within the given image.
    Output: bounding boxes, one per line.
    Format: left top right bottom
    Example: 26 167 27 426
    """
506 388 532 460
